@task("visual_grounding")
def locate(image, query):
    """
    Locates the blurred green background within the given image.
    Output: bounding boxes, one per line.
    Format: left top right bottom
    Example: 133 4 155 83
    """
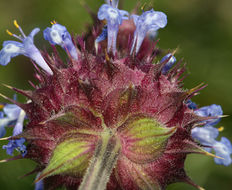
0 0 231 189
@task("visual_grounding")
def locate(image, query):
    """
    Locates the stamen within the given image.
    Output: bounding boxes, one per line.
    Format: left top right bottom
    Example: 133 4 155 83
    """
13 20 26 38
50 20 57 25
110 0 113 6
6 29 23 41
218 126 224 132
6 29 13 36
0 104 4 109
13 20 20 29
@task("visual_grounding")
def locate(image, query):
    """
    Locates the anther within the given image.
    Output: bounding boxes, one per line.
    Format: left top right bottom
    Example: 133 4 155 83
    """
13 20 26 38
6 29 13 36
6 29 23 41
218 126 224 132
13 20 20 28
50 20 57 25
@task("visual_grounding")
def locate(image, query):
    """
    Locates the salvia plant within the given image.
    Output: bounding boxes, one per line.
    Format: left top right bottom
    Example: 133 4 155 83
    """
0 0 231 190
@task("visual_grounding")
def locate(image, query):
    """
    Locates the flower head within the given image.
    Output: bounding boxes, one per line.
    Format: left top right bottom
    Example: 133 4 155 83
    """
97 3 129 54
0 21 52 75
130 9 167 54
43 23 78 60
0 1 231 190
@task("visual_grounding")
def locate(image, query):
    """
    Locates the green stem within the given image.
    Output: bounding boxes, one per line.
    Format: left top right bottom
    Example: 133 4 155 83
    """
78 130 121 190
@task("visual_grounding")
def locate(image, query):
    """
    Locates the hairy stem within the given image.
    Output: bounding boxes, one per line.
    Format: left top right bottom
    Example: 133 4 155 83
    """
78 130 121 190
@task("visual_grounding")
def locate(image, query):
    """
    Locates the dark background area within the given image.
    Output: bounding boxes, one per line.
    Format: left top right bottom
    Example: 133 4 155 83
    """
0 0 231 189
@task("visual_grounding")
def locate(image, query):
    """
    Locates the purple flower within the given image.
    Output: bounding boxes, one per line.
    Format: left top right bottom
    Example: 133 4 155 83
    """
191 126 232 166
0 103 27 157
0 104 21 138
160 53 177 74
2 138 27 157
214 137 232 166
97 3 129 54
191 126 219 152
130 9 167 54
0 21 53 75
195 104 223 126
43 23 78 60
3 104 21 123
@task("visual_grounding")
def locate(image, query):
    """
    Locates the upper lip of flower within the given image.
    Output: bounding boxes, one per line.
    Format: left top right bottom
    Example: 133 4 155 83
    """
130 9 167 55
194 104 223 126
